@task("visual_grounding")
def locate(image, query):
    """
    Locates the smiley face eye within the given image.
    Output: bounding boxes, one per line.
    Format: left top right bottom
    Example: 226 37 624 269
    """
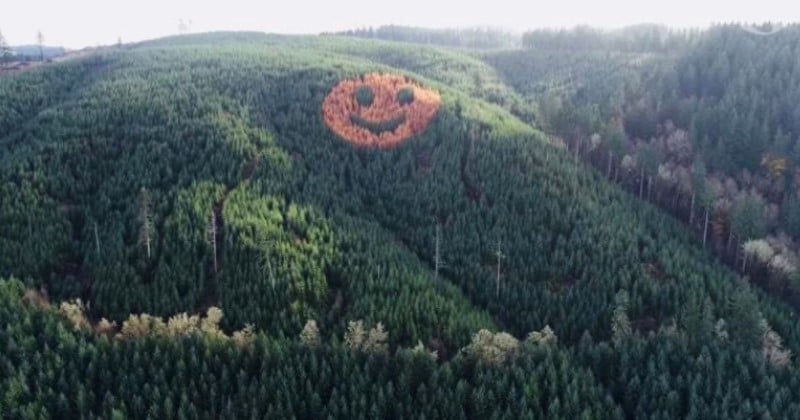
355 86 374 107
396 87 414 105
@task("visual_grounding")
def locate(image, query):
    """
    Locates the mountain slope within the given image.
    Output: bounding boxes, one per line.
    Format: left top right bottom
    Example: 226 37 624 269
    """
481 25 800 312
1 32 800 418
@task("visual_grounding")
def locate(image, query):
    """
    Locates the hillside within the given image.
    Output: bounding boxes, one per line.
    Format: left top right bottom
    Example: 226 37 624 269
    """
482 24 800 311
2 32 800 418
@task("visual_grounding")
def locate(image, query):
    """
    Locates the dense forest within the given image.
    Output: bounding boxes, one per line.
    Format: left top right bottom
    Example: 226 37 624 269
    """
1 29 800 418
334 25 520 49
484 23 800 309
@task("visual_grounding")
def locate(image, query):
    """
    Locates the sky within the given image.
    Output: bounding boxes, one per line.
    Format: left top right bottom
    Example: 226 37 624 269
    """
1 0 799 49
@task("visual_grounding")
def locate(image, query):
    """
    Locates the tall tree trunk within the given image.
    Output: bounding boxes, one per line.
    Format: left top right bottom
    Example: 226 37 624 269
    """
138 188 152 260
94 222 101 257
689 193 695 226
606 151 613 179
209 210 218 274
495 241 503 299
496 258 501 298
434 224 441 280
264 248 275 289
142 221 151 259
647 176 653 202
703 208 709 248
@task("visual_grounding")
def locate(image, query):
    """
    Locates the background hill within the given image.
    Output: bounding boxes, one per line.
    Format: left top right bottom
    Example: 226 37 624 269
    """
481 24 800 309
10 45 67 60
2 30 800 418
333 25 521 49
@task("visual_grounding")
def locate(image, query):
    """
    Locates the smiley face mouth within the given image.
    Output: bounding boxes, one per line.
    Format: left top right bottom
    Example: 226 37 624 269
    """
350 113 407 134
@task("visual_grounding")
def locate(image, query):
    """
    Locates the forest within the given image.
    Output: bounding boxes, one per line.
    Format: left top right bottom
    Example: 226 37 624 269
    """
334 25 520 49
483 24 800 309
1 28 800 418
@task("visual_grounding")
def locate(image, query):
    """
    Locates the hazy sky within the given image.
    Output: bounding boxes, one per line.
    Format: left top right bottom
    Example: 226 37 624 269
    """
2 0 798 49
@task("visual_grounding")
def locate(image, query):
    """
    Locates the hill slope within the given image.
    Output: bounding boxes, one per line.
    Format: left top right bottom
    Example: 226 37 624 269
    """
2 32 800 418
481 25 800 311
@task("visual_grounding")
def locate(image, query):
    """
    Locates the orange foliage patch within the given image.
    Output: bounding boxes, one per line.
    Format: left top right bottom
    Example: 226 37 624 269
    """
322 73 441 149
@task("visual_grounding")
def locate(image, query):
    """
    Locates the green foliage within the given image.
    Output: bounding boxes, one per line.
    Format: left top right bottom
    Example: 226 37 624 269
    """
731 194 766 241
782 194 800 238
727 283 766 349
0 277 622 419
522 25 695 53
1 31 800 418
337 25 521 49
485 24 800 313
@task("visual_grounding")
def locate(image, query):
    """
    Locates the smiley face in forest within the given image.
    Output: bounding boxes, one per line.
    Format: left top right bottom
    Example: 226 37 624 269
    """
322 74 441 149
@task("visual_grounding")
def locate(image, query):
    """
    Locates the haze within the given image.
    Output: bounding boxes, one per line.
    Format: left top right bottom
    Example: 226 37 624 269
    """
2 0 799 49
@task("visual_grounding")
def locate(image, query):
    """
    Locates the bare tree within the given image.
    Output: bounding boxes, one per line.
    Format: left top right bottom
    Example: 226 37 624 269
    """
138 188 152 259
433 223 446 279
691 162 712 247
0 30 12 63
94 221 101 257
258 236 276 288
494 239 505 298
36 30 44 61
208 209 218 274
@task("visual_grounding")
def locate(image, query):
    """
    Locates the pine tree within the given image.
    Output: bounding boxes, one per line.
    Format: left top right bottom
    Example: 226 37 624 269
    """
680 296 713 351
731 194 765 242
727 285 764 349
